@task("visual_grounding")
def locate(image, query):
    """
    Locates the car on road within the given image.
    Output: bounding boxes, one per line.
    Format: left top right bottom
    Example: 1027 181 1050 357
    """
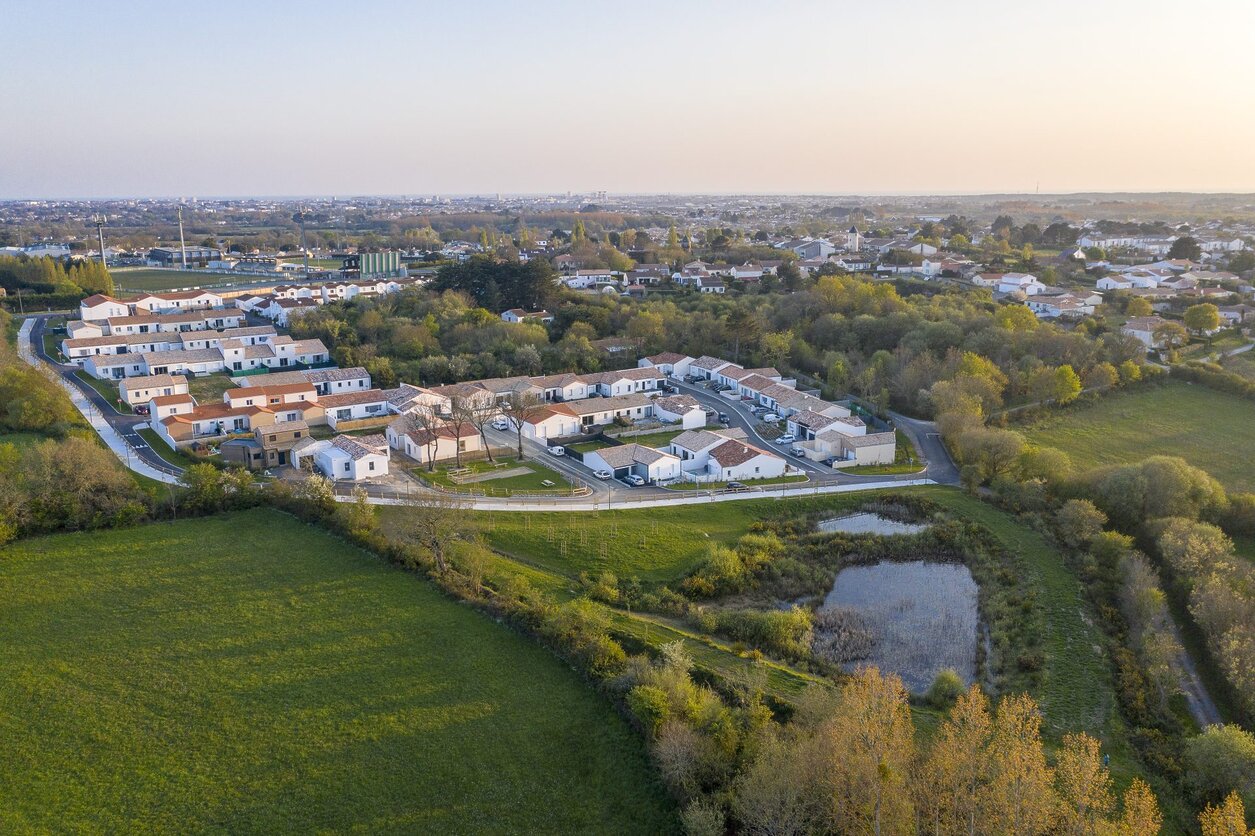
592 469 612 480
718 412 729 424
724 481 749 492
547 445 565 456
790 446 807 457
774 433 796 445
622 474 645 487
491 418 510 431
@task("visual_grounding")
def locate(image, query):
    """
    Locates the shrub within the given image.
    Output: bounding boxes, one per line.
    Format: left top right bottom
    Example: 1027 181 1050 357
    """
925 669 966 709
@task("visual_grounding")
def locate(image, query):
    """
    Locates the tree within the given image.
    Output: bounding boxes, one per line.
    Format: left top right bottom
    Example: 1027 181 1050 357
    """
996 305 1039 332
444 395 479 467
1110 779 1163 835
403 492 470 574
1152 321 1188 355
819 666 916 835
921 684 992 835
500 391 548 460
1125 296 1153 317
464 394 504 463
1197 792 1252 836
1053 364 1083 404
1168 236 1202 260
1184 303 1222 340
1056 499 1108 548
1056 732 1114 835
983 693 1056 835
1185 724 1255 809
760 330 793 371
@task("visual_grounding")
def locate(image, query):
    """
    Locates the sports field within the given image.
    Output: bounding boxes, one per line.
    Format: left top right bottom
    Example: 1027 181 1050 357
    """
0 510 675 833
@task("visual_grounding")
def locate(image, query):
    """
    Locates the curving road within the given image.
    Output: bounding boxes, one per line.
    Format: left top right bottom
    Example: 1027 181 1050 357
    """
25 315 182 481
21 313 959 504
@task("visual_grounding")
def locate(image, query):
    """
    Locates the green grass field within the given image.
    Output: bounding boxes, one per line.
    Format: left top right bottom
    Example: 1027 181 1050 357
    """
440 488 1119 732
110 268 228 293
187 372 237 404
0 510 675 833
417 458 572 495
73 369 131 412
136 427 202 469
568 438 614 454
1018 380 1255 493
0 431 45 450
607 428 693 449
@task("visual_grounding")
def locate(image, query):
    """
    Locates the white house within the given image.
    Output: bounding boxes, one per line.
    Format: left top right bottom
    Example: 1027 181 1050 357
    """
564 393 654 431
1122 316 1173 349
579 368 665 397
119 373 189 407
317 389 392 429
79 294 131 322
386 415 482 464
652 395 706 429
688 355 736 380
704 439 788 482
582 444 682 484
292 434 390 481
997 273 1047 296
500 308 555 324
522 404 582 441
638 352 694 378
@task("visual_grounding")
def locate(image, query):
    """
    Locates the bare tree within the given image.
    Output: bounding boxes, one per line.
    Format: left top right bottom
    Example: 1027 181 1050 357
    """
500 391 549 460
406 406 445 472
464 396 502 464
404 492 471 574
444 396 478 468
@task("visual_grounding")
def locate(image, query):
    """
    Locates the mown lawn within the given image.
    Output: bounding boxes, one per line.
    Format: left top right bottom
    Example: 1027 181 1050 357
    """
74 369 131 413
568 438 614 454
111 268 228 293
1018 380 1255 493
187 372 237 404
416 458 572 495
0 510 675 834
608 428 693 449
136 427 203 470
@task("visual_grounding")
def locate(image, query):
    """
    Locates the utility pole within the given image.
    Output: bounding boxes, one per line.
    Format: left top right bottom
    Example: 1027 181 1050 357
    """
94 214 108 267
298 207 310 275
177 205 188 269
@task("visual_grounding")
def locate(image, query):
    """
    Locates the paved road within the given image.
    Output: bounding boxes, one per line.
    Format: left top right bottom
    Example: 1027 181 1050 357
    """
21 313 957 502
19 316 181 483
673 378 961 487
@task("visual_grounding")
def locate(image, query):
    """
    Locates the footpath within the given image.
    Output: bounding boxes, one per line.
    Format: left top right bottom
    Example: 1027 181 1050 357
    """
16 318 181 485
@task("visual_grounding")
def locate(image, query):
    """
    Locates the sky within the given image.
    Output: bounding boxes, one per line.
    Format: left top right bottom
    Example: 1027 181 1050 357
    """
4 0 1255 198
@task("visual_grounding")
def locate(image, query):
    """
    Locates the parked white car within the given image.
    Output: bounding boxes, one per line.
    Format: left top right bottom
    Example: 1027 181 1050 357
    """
491 418 510 431
592 469 612 480
774 433 796 445
547 445 565 456
761 413 780 422
623 474 645 487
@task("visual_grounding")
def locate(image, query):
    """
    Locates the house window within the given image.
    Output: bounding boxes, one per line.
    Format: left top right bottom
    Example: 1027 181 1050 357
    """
368 461 375 471
344 462 351 473
336 408 352 420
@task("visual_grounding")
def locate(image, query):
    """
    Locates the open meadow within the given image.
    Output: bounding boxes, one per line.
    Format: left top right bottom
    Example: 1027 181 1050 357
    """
1018 379 1255 493
0 510 675 834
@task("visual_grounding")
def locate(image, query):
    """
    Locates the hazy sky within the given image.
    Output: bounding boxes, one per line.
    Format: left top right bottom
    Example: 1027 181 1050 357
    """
4 0 1255 198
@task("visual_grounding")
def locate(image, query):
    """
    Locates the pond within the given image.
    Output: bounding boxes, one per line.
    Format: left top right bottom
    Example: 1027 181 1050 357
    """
814 560 978 693
817 512 930 536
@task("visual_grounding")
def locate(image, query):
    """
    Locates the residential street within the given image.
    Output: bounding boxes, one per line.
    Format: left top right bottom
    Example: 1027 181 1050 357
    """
20 313 959 505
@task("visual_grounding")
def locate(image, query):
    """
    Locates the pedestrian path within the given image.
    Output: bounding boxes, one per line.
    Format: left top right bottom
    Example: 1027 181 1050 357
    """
17 318 181 485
